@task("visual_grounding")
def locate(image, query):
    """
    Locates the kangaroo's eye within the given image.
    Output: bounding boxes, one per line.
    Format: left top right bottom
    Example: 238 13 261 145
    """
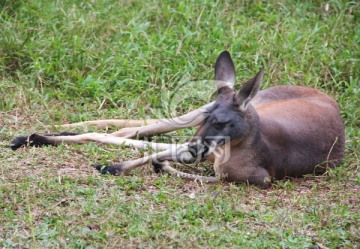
212 120 228 129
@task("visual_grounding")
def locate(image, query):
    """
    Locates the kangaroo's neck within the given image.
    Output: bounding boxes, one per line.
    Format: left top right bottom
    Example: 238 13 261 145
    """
227 105 273 176
233 105 262 149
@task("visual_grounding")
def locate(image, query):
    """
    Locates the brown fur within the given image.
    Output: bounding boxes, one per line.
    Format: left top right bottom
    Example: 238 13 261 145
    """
189 52 344 187
210 86 345 188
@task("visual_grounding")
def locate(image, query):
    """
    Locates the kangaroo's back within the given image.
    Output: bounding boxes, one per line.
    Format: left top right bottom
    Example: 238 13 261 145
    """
252 85 345 178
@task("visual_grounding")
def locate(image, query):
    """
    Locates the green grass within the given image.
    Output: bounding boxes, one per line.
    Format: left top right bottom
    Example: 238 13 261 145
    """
1 0 359 248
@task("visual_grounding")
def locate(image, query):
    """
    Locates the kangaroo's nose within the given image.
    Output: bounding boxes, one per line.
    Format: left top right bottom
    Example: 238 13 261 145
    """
188 141 199 157
188 140 208 158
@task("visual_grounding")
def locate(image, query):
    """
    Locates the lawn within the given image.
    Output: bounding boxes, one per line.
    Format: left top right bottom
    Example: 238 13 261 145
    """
0 0 359 248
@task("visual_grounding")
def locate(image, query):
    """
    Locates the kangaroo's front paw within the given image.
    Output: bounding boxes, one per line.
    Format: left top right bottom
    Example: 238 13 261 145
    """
93 164 126 176
152 161 165 174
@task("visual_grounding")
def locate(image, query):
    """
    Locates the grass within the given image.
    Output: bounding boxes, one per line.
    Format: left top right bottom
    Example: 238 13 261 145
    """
0 0 359 248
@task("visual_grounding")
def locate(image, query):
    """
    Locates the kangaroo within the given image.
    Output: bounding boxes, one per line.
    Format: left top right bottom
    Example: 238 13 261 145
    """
10 51 345 188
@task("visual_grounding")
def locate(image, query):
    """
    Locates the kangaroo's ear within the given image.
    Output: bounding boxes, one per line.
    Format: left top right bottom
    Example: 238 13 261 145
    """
234 68 264 111
214 51 236 93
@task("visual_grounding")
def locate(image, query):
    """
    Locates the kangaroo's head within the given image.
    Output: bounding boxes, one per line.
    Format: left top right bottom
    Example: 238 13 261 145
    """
188 51 264 158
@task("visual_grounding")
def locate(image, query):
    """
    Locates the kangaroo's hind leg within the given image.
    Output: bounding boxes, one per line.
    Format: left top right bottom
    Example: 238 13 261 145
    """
10 132 173 151
11 102 213 149
56 119 159 130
